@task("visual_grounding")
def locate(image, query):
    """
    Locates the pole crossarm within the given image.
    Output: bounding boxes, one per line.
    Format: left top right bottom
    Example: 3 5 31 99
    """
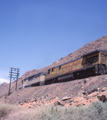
8 67 20 95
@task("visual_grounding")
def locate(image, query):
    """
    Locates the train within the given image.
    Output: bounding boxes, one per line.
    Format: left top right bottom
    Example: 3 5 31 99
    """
21 72 46 88
21 49 107 88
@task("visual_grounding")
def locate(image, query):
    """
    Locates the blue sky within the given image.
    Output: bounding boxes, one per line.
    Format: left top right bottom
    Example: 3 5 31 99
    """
0 0 107 83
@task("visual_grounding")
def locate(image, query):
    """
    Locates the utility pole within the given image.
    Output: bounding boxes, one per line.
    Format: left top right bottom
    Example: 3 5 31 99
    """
8 67 20 95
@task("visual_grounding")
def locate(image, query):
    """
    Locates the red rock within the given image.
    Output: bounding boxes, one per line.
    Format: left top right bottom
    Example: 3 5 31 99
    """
87 91 99 99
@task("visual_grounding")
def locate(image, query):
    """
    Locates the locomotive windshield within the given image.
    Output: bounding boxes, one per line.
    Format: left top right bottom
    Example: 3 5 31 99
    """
86 55 98 65
48 69 50 75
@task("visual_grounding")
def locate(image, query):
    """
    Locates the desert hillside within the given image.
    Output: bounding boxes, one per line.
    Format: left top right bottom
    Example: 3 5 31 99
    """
0 35 107 108
1 74 107 108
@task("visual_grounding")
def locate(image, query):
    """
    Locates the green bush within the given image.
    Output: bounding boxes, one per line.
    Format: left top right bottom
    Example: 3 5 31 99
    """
88 86 98 94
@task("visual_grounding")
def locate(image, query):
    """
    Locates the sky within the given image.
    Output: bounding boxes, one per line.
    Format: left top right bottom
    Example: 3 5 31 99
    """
0 0 107 84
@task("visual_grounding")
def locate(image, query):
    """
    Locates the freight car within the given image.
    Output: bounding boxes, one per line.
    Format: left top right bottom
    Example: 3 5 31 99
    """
21 72 46 88
45 49 107 84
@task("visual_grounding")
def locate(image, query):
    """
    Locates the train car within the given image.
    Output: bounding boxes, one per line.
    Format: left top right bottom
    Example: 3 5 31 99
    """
45 49 107 83
21 72 46 88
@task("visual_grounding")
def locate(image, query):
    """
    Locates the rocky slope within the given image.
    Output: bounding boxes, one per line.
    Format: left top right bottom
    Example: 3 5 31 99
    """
0 35 107 107
1 75 107 108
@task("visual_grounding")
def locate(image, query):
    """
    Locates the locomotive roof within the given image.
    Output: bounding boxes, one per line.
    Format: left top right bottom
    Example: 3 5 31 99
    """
49 49 107 70
23 72 46 80
83 49 107 57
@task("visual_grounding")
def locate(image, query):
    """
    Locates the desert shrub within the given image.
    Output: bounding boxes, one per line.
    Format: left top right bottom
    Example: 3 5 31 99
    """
87 101 107 120
1 102 107 120
35 102 107 120
88 86 98 94
0 103 24 120
0 104 15 118
0 104 13 119
0 107 8 117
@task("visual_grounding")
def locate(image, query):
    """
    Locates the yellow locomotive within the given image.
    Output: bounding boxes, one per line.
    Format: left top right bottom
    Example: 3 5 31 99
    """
21 49 107 88
45 49 107 84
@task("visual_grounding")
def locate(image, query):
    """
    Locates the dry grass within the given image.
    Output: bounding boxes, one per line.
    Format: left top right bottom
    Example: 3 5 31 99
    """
0 101 107 120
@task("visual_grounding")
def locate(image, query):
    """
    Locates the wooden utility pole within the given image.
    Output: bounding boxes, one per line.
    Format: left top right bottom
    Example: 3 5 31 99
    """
8 67 20 95
8 68 12 95
16 68 20 90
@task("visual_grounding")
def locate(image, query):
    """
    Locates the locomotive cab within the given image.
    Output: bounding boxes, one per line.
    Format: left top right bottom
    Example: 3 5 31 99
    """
82 52 99 67
83 49 107 75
